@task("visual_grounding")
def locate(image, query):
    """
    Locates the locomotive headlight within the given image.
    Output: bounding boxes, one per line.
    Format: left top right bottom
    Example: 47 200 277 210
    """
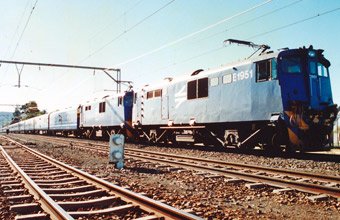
308 51 316 57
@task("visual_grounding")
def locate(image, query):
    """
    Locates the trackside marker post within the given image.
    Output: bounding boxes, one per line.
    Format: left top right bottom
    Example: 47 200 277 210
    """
109 134 125 169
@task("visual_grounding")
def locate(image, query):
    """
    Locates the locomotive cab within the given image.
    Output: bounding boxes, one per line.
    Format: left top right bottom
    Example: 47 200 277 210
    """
277 46 338 151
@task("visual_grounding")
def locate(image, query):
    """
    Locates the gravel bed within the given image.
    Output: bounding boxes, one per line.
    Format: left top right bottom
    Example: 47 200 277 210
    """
126 143 340 177
5 135 338 220
0 185 17 219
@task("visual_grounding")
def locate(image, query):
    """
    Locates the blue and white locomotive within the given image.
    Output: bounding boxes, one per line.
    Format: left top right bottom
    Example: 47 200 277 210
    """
133 45 338 151
4 44 338 152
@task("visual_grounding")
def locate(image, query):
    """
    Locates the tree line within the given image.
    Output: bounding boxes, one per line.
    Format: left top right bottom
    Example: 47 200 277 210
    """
11 101 46 124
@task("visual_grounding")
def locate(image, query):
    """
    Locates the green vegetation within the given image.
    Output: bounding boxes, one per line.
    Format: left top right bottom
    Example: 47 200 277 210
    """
11 101 46 124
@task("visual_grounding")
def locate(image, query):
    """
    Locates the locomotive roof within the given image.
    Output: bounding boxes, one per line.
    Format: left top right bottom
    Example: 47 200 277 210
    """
141 50 279 91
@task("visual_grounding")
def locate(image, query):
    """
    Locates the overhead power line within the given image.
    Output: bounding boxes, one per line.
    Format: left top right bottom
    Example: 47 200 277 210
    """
89 0 145 42
114 0 273 67
148 6 340 76
248 7 340 39
10 0 39 60
3 0 31 61
81 0 176 63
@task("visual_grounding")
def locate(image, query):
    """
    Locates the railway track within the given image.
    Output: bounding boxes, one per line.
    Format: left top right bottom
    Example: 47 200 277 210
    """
0 136 202 220
8 134 340 202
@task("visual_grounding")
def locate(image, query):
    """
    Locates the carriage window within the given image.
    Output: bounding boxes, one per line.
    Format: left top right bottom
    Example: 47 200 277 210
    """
210 77 219 87
222 74 232 84
99 102 106 113
134 93 137 104
187 77 208 99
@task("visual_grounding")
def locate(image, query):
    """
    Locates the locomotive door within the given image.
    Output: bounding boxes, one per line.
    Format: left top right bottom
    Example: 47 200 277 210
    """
316 63 332 104
161 88 169 119
309 61 332 108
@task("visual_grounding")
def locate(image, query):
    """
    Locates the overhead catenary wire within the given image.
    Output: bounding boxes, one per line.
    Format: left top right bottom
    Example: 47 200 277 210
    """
42 0 176 106
10 0 39 60
114 0 273 67
80 0 176 63
88 0 145 42
0 0 37 79
47 0 274 104
187 0 303 47
143 6 340 77
2 0 31 61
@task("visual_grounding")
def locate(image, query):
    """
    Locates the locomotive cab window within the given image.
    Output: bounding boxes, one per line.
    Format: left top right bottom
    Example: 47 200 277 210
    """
256 59 277 82
187 77 208 100
281 57 301 74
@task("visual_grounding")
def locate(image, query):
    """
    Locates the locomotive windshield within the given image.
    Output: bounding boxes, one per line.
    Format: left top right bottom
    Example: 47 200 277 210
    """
281 57 302 74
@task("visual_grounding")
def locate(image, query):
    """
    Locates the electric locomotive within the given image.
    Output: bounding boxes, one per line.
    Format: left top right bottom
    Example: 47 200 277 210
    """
133 44 337 152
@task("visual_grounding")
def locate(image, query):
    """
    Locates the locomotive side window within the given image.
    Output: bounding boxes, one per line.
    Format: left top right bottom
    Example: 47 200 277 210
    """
222 74 232 84
187 80 197 100
198 78 208 98
256 59 271 82
154 89 162 97
134 93 137 104
147 91 153 99
99 102 106 113
187 77 208 100
118 96 123 106
146 89 162 99
256 59 277 82
210 77 219 87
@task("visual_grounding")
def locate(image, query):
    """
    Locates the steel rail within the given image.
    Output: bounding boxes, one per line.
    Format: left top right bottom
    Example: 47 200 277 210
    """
10 134 340 182
126 148 340 183
8 135 340 198
0 145 74 220
4 136 202 220
126 151 340 198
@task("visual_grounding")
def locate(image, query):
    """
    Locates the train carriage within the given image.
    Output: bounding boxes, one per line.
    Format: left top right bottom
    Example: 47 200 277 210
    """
49 108 78 136
23 117 35 133
33 114 49 134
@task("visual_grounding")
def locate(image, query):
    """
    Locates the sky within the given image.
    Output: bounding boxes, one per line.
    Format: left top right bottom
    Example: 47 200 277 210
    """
0 0 340 114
